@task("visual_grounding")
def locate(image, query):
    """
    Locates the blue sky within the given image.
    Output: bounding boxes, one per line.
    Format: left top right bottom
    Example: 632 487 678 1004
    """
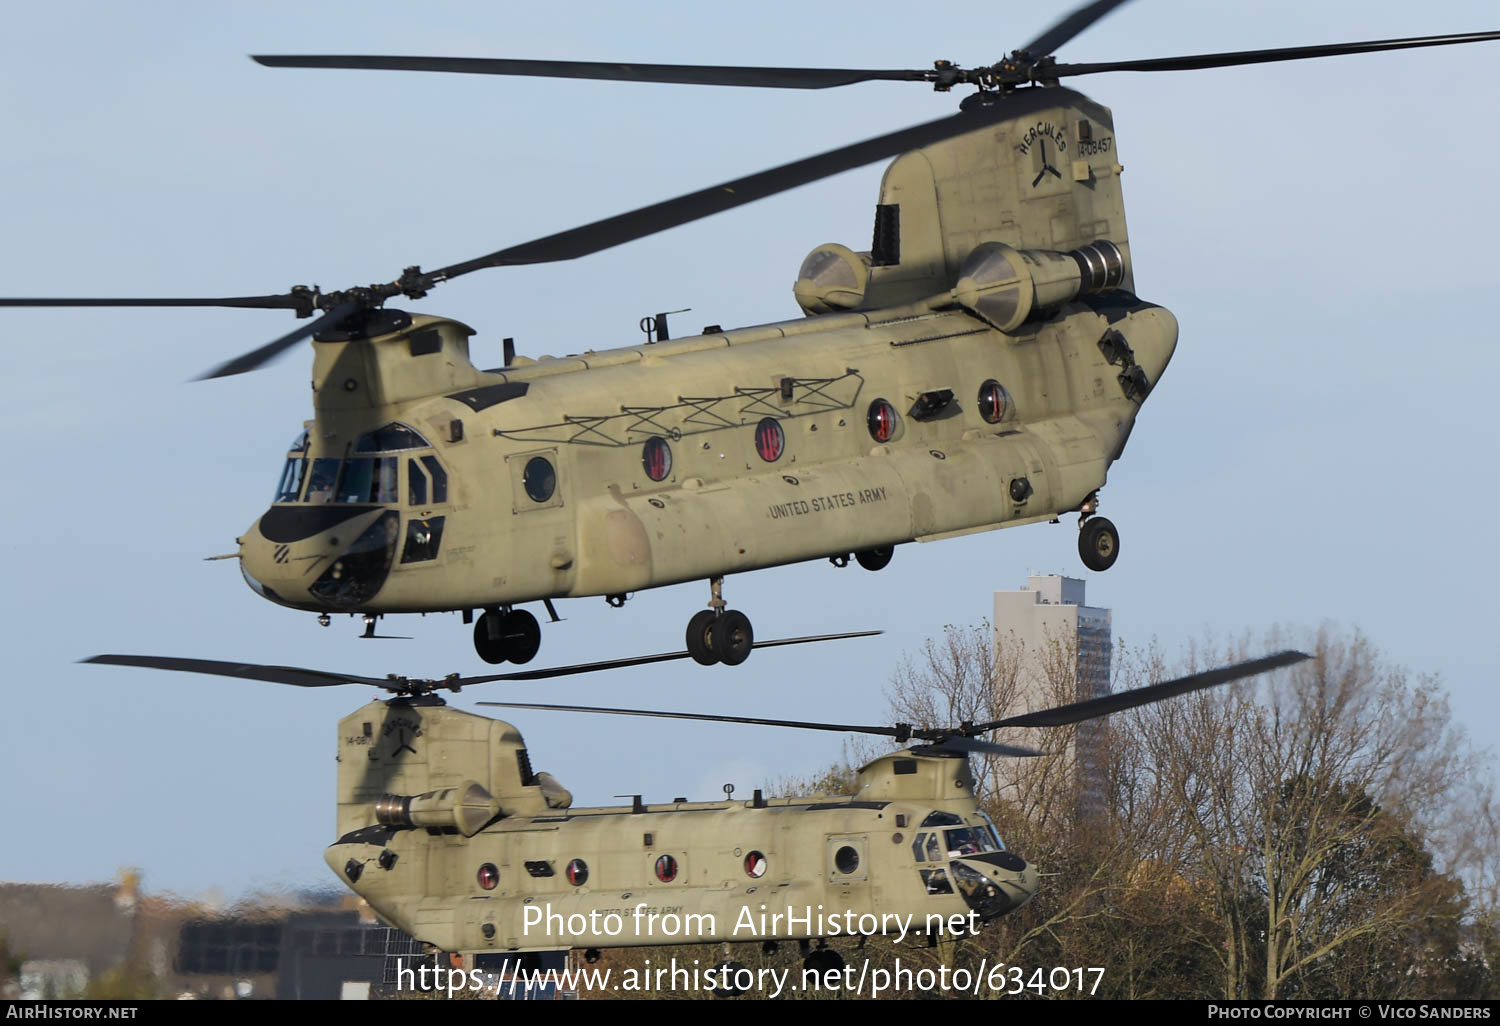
2 0 1497 899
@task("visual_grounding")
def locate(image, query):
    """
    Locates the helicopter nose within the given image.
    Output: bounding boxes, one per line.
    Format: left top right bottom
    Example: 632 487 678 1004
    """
240 505 399 611
954 850 1038 917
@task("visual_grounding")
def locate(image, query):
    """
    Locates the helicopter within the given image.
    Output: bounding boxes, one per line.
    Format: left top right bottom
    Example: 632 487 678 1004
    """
8 2 1499 670
84 648 1307 972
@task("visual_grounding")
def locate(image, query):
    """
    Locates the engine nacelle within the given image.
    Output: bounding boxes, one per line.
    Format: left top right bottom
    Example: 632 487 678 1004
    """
793 243 870 315
953 240 1127 332
375 779 500 837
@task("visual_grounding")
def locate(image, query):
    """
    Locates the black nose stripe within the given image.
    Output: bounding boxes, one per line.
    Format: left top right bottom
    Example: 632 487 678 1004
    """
259 504 381 543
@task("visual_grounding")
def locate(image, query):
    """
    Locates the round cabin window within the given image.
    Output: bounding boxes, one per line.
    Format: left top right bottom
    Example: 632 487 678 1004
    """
642 437 672 482
477 863 499 891
834 845 860 875
867 399 899 443
655 854 678 882
978 380 1010 424
744 851 768 878
523 456 556 503
565 858 589 886
754 418 785 462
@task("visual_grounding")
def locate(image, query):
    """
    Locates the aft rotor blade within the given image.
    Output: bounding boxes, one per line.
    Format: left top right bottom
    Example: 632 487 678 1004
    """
455 629 882 685
1021 0 1134 58
253 54 931 90
194 300 363 380
1050 30 1500 78
83 654 394 690
476 699 918 741
431 86 1086 275
979 650 1310 731
923 736 1042 758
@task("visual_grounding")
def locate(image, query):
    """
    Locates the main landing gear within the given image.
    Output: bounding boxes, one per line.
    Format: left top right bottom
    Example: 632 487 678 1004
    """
1076 494 1120 572
472 607 542 665
685 576 754 667
828 545 894 572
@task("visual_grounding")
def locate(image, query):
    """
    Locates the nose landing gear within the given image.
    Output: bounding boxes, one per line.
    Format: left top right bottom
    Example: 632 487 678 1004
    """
473 607 542 665
685 577 754 667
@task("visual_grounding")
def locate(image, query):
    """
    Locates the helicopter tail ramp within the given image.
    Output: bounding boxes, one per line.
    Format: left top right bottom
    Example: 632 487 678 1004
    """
863 96 1131 308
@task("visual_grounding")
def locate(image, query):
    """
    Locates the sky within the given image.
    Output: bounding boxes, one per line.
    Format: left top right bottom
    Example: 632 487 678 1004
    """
2 0 1497 901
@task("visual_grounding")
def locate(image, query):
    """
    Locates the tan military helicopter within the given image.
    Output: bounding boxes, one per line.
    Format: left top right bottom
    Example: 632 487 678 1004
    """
9 3 1498 668
85 648 1305 975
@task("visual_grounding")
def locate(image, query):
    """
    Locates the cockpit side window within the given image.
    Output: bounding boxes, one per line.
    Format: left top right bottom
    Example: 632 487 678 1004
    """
921 868 954 895
272 432 311 503
274 457 307 503
421 455 448 504
408 459 428 506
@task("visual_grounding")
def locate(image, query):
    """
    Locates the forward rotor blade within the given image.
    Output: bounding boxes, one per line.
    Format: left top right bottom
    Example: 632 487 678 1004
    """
1050 30 1500 78
979 650 1310 731
194 299 363 380
83 654 394 689
1022 0 1134 58
454 629 882 685
0 293 307 310
253 54 930 90
432 87 1086 276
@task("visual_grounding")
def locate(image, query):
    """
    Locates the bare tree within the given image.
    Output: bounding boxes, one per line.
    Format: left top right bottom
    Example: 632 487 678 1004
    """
1131 627 1493 999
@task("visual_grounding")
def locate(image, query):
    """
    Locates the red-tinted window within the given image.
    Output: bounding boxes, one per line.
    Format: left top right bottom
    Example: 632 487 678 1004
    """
744 851 768 878
754 418 785 462
978 380 1010 424
642 437 672 482
867 399 898 442
566 858 589 886
655 854 678 882
477 863 499 890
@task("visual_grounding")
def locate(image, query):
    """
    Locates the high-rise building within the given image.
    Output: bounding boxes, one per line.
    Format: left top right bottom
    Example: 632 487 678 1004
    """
990 574 1112 813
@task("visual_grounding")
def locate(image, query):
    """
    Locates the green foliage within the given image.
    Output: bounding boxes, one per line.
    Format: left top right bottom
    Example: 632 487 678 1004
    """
82 961 163 1000
0 933 23 994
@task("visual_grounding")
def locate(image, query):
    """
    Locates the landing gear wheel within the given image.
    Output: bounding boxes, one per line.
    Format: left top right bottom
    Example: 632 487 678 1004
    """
1078 516 1120 572
802 946 844 974
473 610 509 664
855 545 893 571
686 610 720 666
713 610 754 666
500 609 541 665
473 608 542 664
